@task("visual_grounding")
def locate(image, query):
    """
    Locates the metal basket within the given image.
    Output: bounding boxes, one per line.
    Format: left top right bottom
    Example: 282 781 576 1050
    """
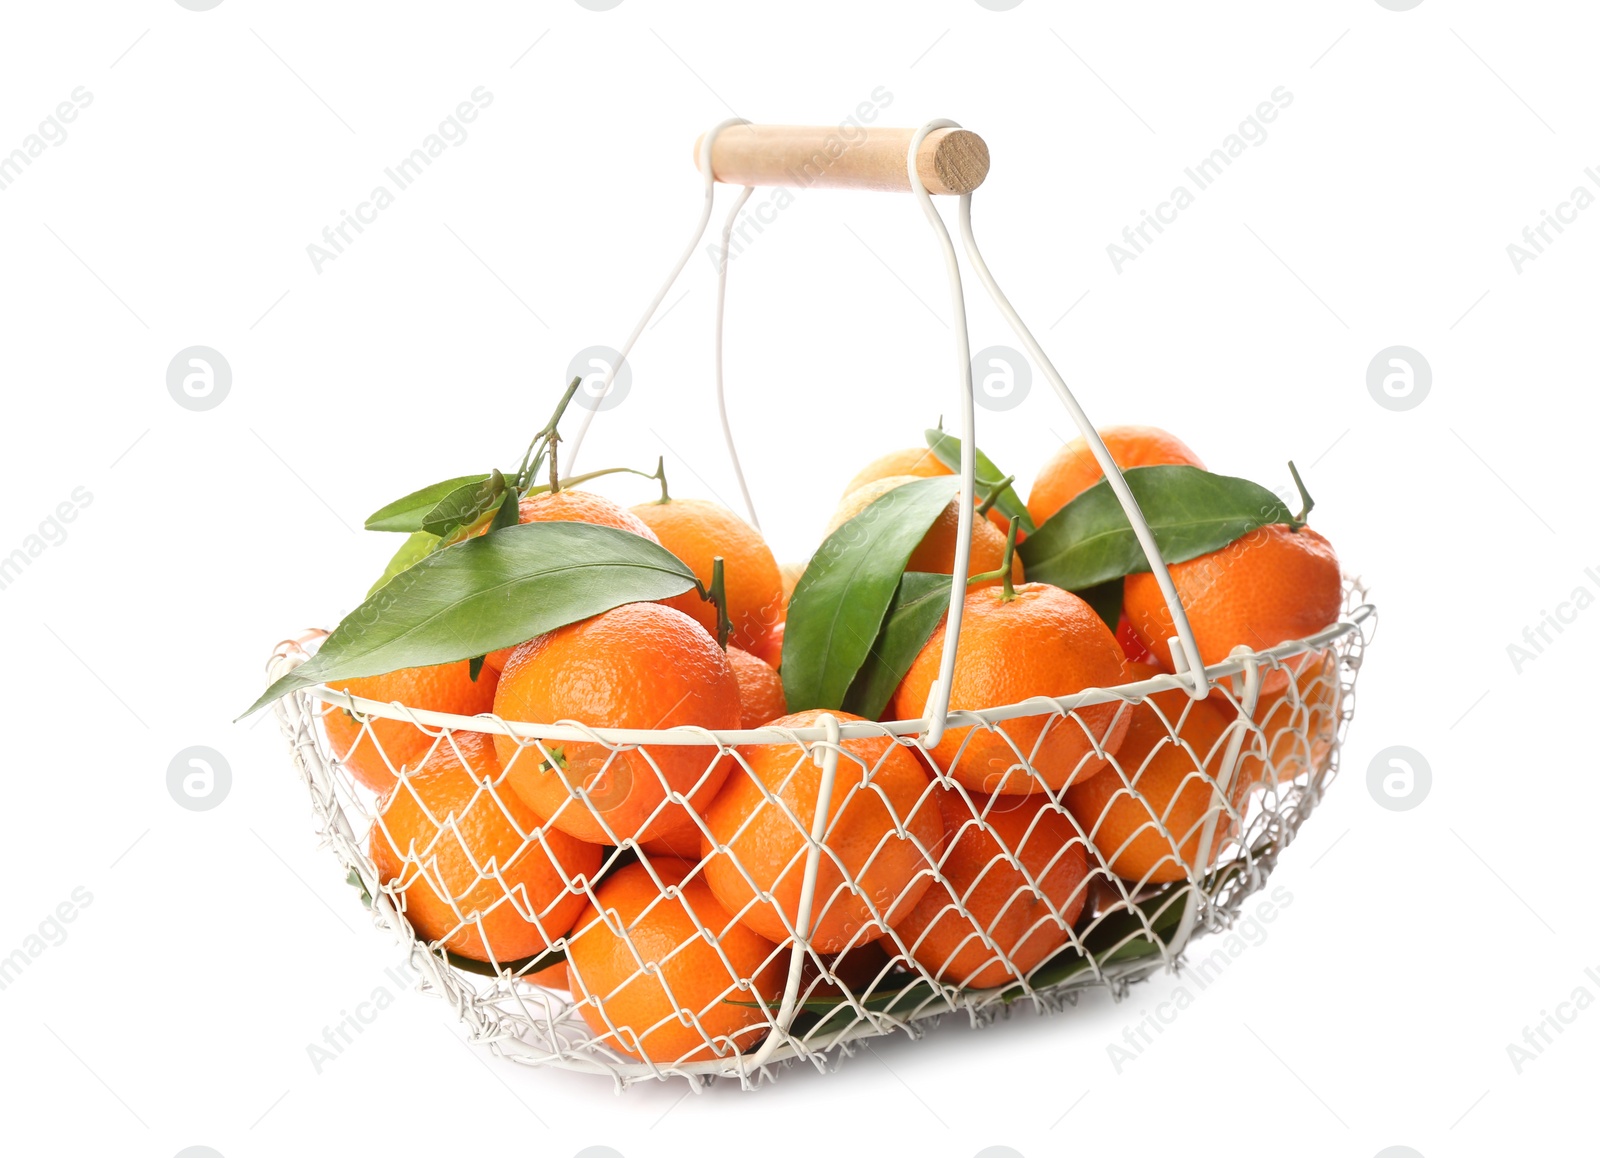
266 119 1375 1090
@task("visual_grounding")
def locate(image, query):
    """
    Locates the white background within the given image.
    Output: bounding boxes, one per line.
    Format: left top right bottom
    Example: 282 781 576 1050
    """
0 2 1593 1156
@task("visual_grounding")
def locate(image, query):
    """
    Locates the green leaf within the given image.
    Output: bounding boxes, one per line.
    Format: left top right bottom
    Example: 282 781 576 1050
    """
242 522 701 717
781 477 958 713
437 506 501 549
795 977 945 1038
365 474 491 532
1073 577 1123 632
1018 465 1296 591
420 470 508 537
924 428 1035 535
367 530 441 597
840 571 952 721
488 484 523 533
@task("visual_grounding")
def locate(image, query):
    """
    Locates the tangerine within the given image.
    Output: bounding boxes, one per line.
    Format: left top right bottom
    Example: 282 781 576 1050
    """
493 603 740 845
630 497 784 655
482 489 660 673
700 710 942 953
369 732 600 962
886 787 1089 989
566 859 784 1063
1123 523 1341 693
827 476 1022 589
1027 425 1204 528
324 662 498 793
1242 648 1342 789
890 584 1130 794
1064 663 1245 885
727 645 788 729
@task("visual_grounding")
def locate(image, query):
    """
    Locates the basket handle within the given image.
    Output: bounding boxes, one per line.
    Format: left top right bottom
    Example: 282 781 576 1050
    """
567 118 1211 733
896 124 1209 735
949 191 1209 697
695 124 990 195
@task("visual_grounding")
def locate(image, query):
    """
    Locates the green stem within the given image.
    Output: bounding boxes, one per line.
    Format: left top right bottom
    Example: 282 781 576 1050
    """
976 473 1016 518
998 516 1020 601
708 556 731 649
515 377 583 491
521 463 662 497
964 516 1022 594
1287 460 1314 528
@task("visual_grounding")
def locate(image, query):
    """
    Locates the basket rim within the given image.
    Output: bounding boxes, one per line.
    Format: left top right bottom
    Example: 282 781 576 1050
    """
278 602 1373 748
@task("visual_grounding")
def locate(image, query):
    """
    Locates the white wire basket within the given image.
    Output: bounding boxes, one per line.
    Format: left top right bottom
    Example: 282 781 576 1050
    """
267 119 1376 1090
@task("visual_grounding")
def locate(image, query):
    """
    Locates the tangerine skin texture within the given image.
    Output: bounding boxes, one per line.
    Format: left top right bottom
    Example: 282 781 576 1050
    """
828 476 1023 589
637 812 706 862
1123 523 1341 694
482 489 661 673
566 859 784 1063
886 787 1089 989
493 602 741 845
891 584 1131 795
726 645 788 730
369 732 601 962
324 661 498 794
1064 663 1243 885
842 448 1013 537
700 710 944 954
1026 424 1205 528
842 447 952 497
629 497 784 656
516 488 660 538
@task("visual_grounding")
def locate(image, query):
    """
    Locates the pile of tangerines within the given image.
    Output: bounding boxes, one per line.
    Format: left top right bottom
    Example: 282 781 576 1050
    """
319 424 1343 1066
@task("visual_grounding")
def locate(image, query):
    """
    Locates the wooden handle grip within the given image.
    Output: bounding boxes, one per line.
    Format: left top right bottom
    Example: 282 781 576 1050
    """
694 124 989 196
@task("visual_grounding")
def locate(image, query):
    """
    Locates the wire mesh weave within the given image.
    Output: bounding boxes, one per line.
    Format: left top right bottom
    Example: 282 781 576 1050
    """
268 582 1373 1090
